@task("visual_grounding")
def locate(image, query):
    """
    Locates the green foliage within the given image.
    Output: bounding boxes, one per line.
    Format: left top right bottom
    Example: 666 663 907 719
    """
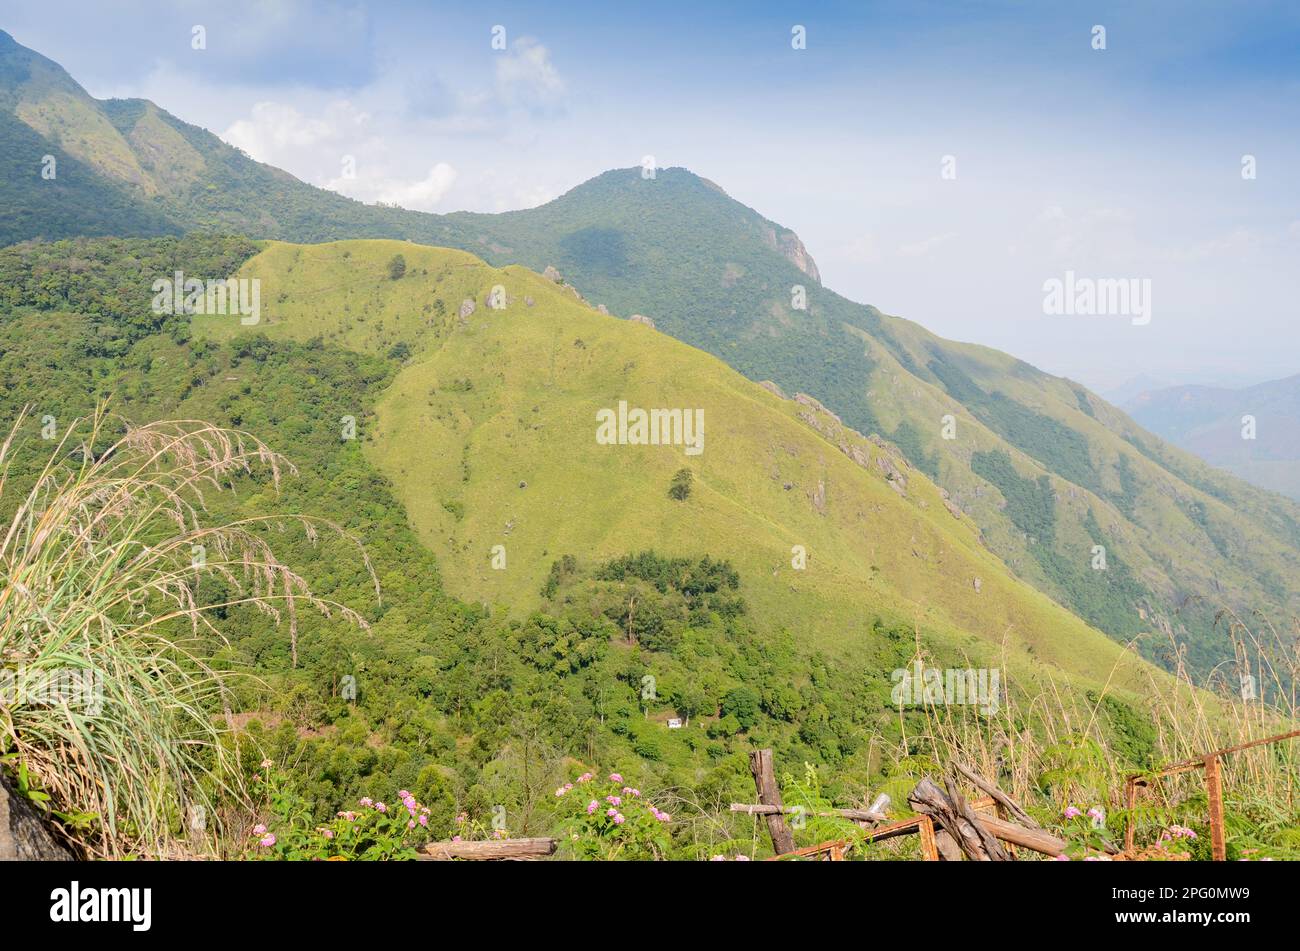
668 466 693 501
246 766 431 861
557 771 673 860
387 253 406 280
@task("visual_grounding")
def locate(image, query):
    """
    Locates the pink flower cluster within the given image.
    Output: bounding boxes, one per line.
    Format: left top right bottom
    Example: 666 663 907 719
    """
398 790 431 829
568 771 671 827
1062 804 1105 823
1160 824 1198 841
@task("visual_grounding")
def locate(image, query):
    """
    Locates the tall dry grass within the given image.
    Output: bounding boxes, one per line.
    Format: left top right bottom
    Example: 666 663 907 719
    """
888 614 1299 855
0 406 373 858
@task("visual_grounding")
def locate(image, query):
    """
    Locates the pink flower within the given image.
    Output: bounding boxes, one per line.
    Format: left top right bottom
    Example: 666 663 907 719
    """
657 812 671 822
408 820 416 830
1063 806 1083 819
587 800 599 815
452 835 463 842
606 795 622 806
260 759 273 769
359 797 374 807
555 786 568 797
323 829 335 840
258 833 276 847
609 773 623 783
252 824 267 836
418 815 428 827
375 802 387 813
1053 854 1070 861
577 772 593 783
1087 807 1104 821
613 814 625 825
711 855 726 861
734 855 749 861
455 813 467 824
399 790 411 799
606 808 619 818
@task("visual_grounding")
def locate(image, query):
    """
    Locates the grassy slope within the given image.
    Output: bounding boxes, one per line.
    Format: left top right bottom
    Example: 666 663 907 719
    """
4 26 1294 675
194 239 1182 700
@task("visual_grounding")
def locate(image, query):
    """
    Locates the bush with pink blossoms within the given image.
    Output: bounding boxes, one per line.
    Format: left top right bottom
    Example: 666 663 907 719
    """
558 770 672 860
246 766 434 860
1057 803 1114 859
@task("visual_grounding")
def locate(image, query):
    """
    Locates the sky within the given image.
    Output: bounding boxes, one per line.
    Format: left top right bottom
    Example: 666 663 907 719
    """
5 0 1300 395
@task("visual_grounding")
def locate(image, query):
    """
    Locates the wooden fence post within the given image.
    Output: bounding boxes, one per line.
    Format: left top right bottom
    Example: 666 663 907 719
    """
749 749 795 855
1205 755 1226 861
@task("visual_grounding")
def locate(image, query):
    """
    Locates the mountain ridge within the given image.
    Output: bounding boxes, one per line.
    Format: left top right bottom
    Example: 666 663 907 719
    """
3 29 1298 678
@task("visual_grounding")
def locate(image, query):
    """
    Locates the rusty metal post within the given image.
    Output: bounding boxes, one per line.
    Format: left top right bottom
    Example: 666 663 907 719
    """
1205 755 1226 861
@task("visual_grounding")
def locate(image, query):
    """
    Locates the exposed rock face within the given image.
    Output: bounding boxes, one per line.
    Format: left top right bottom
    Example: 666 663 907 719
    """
596 304 609 315
542 265 561 282
762 226 821 284
629 314 656 329
459 298 476 318
758 380 786 399
973 577 983 593
0 772 74 860
793 393 842 424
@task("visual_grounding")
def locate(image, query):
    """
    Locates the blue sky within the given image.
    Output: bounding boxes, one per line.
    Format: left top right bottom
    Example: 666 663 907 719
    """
5 1 1300 393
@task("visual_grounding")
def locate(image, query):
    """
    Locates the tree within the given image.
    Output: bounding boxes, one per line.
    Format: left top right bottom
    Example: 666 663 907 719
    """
668 467 693 501
387 254 406 280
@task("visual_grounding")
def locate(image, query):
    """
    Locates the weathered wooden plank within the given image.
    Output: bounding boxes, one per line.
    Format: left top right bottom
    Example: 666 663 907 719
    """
729 803 888 823
908 777 1010 860
953 762 1041 829
418 837 557 861
749 749 795 855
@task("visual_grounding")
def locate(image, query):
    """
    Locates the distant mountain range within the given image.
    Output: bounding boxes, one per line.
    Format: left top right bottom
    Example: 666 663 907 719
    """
3 27 1299 678
1126 374 1300 501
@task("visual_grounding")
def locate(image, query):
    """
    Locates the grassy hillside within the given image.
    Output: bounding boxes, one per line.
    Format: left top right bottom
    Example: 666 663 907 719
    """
190 238 1186 699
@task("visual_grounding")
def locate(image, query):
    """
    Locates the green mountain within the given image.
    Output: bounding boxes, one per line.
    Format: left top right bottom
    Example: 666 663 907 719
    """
1126 374 1300 502
186 238 1173 697
3 28 1298 678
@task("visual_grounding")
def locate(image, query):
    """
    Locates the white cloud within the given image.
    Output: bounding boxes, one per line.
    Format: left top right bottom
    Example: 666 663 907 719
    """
495 38 566 112
222 100 371 165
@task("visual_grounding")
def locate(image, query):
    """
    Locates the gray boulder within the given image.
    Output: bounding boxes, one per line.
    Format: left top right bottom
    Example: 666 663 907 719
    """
0 771 74 860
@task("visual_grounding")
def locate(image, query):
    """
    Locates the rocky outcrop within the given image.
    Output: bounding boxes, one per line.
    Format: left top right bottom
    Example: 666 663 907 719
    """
596 304 609 315
459 298 476 319
793 393 842 424
0 772 74 860
629 314 655 329
542 265 562 282
762 226 821 284
758 380 786 399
